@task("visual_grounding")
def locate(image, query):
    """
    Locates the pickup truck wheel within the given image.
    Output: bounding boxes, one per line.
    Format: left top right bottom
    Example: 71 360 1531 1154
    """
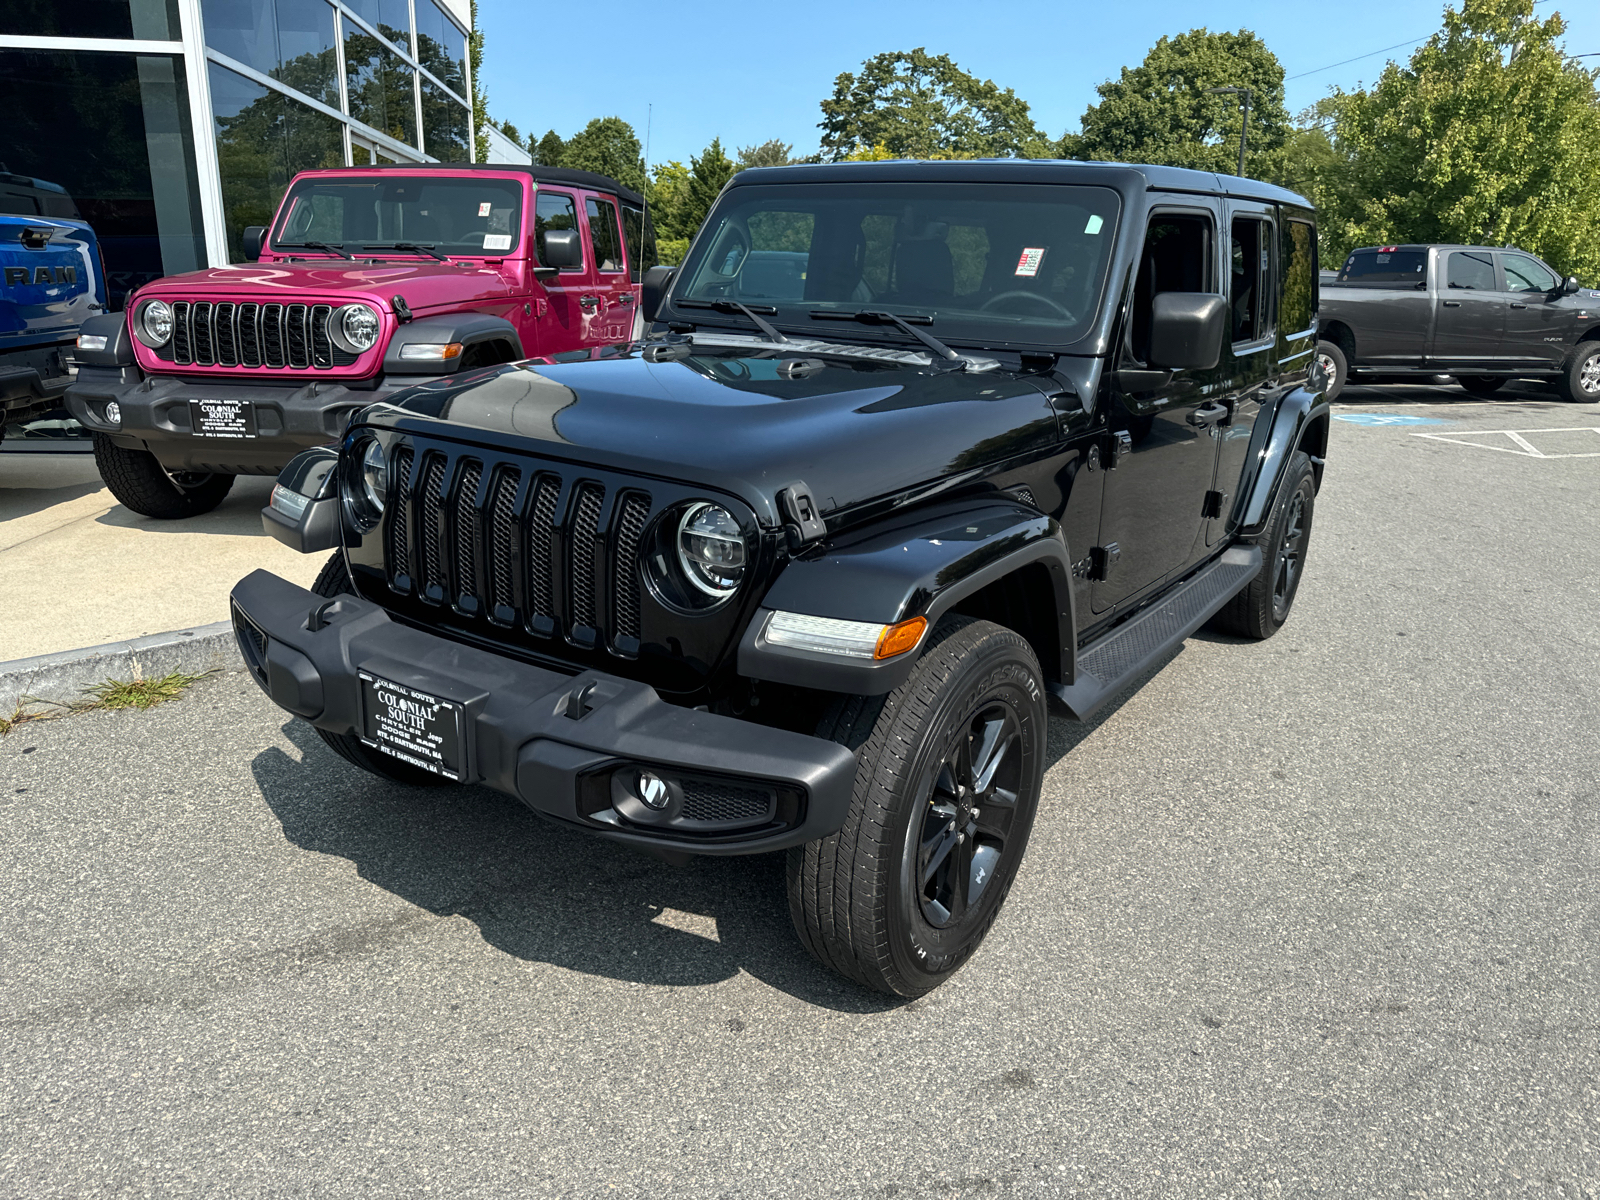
1559 340 1600 403
306 552 452 788
1213 451 1316 640
786 616 1046 998
92 433 235 519
1315 341 1347 401
1458 375 1505 396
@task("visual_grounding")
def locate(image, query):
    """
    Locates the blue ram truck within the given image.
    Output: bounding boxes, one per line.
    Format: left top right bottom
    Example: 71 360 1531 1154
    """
0 171 107 440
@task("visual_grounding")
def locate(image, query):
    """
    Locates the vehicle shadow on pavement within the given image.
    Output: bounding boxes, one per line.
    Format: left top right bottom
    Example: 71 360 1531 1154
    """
250 717 905 1013
0 479 104 523
94 478 276 535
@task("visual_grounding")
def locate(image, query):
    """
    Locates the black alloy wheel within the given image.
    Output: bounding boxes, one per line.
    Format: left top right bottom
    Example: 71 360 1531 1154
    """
788 616 1046 998
1212 450 1317 640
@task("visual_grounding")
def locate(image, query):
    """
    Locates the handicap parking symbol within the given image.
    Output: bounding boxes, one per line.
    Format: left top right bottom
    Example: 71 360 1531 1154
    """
1334 413 1451 426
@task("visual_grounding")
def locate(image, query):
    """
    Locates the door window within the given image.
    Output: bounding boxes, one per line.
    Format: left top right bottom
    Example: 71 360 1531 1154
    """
1128 212 1212 364
1279 219 1316 336
1447 251 1495 290
1502 254 1557 293
1230 216 1272 343
621 202 659 280
535 190 581 271
586 196 624 273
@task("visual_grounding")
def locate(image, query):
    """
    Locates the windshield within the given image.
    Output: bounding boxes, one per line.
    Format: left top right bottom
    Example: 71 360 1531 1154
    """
270 175 524 257
669 182 1121 349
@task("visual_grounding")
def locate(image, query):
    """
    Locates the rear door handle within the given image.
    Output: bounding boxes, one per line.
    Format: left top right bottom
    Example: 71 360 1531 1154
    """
1510 302 1528 309
615 291 635 304
1441 300 1461 307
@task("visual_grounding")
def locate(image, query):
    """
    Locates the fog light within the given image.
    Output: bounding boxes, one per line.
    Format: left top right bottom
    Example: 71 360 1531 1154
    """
636 770 670 810
77 334 108 352
103 400 121 426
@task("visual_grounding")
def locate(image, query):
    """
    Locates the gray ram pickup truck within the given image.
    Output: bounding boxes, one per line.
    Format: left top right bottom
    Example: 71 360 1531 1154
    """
1316 244 1600 402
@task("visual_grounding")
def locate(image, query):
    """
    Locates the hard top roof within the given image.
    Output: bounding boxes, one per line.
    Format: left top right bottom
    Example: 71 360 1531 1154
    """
731 158 1311 209
300 162 644 207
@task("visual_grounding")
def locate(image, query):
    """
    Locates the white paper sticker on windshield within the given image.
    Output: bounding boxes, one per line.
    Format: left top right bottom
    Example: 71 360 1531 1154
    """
478 201 492 217
1085 214 1104 235
482 233 512 251
1015 247 1047 277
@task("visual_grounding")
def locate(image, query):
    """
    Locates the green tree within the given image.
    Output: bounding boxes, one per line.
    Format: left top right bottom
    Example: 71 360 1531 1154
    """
647 159 693 261
499 120 521 147
684 137 734 233
532 129 565 166
736 139 795 168
818 48 1048 160
560 116 647 193
1066 29 1290 177
469 0 486 162
1319 0 1600 277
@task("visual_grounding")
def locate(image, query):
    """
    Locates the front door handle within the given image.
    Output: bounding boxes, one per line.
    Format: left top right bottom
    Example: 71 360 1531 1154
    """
1186 401 1229 428
1510 302 1528 309
1441 299 1462 307
579 294 599 310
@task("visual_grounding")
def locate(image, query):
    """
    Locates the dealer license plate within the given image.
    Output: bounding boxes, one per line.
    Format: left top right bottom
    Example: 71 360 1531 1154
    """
189 398 257 438
358 672 466 781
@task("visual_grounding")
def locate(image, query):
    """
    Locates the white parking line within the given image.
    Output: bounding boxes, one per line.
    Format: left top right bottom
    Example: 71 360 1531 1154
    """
1411 427 1600 458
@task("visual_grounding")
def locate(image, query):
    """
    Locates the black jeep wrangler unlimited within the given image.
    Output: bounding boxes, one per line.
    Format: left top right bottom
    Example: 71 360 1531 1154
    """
231 161 1330 997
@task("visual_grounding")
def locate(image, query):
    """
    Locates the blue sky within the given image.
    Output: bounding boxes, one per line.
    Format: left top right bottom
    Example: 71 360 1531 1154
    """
478 0 1600 168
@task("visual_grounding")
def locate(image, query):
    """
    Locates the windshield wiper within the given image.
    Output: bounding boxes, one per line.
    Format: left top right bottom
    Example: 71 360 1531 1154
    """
274 240 352 260
809 309 963 364
676 298 789 343
363 242 449 262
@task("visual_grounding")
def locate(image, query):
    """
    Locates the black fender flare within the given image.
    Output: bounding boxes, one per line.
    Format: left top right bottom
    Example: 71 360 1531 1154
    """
1238 384 1329 538
738 498 1075 696
383 313 524 375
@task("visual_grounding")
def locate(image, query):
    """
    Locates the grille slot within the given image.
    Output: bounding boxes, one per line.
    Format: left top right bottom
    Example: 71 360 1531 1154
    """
286 303 310 368
525 475 560 621
238 302 261 366
386 446 414 587
261 303 284 366
680 779 775 826
568 484 605 631
418 454 447 599
310 303 333 367
487 468 520 615
190 301 214 364
214 302 237 365
612 492 650 643
172 301 190 361
453 461 482 605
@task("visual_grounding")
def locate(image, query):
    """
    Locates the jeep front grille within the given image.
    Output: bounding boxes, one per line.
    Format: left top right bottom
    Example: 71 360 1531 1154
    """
167 300 360 369
385 447 652 655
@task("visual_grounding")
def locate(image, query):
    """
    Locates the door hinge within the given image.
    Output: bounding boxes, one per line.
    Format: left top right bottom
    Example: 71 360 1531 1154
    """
1087 542 1121 582
1202 490 1228 519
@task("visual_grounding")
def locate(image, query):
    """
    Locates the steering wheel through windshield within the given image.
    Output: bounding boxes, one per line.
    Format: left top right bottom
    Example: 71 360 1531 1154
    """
979 290 1073 320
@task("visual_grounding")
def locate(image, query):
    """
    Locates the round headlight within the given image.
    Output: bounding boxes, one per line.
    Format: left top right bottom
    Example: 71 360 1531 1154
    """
329 303 380 354
359 439 387 515
135 299 173 348
676 502 746 598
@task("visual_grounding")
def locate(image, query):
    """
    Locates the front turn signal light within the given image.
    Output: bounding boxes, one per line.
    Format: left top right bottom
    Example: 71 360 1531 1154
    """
397 341 464 361
875 616 928 660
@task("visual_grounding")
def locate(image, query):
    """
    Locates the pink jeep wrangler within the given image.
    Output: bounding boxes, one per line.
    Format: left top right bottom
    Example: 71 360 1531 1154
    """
67 164 654 518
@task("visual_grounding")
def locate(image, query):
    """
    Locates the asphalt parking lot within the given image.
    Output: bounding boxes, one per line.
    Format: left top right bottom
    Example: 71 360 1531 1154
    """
2 385 1597 1197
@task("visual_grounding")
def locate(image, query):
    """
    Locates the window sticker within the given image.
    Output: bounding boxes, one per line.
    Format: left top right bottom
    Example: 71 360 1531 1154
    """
478 201 492 217
1015 247 1047 277
1085 214 1104 235
482 233 512 251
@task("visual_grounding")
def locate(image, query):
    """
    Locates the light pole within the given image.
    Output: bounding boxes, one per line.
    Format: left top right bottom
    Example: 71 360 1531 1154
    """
1205 86 1253 177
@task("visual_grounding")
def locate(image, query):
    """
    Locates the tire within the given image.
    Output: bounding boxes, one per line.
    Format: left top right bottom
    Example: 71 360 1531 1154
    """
1458 375 1505 397
91 433 234 519
1558 340 1600 403
786 616 1047 998
307 551 452 788
1315 340 1348 402
1212 451 1316 640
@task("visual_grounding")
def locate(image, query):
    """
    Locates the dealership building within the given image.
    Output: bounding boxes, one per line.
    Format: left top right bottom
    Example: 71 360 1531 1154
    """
1 0 501 309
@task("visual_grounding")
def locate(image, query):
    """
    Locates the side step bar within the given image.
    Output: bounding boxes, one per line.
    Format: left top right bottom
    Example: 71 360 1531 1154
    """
1048 545 1263 721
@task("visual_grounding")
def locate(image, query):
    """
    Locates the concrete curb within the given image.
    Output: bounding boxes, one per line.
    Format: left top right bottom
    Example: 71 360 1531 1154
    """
1 621 241 712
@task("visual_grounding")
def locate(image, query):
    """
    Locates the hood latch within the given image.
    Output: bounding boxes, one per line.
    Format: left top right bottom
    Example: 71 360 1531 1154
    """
778 481 827 550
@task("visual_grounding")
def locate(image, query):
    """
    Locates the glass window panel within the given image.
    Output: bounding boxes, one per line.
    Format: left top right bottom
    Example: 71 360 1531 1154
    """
1503 254 1557 293
203 0 338 108
345 22 417 147
270 175 523 256
1337 249 1426 284
587 196 623 273
0 48 204 307
343 0 412 50
202 0 277 75
535 191 580 270
420 79 468 162
1447 250 1495 291
414 0 467 98
1280 220 1316 333
621 203 658 282
210 62 344 263
0 0 178 39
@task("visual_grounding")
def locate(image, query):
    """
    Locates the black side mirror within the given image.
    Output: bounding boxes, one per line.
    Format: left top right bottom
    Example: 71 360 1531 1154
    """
641 265 676 323
1563 275 1581 295
241 226 266 261
1148 292 1229 370
541 229 582 270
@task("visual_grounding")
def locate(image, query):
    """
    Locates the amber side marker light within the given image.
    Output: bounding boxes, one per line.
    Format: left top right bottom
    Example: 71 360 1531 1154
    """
875 616 928 660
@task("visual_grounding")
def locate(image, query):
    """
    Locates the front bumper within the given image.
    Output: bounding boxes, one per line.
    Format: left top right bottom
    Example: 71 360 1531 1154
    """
64 365 430 475
1 358 73 430
229 569 859 856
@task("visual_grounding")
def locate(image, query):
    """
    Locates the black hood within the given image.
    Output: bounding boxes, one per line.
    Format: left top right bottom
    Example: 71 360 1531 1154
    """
375 347 1062 527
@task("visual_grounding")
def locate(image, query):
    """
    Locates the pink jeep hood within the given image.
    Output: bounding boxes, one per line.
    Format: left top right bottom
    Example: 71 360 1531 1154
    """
138 259 516 315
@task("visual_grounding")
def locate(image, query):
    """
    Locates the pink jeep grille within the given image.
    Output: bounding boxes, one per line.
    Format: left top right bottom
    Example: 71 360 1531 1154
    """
167 300 360 370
